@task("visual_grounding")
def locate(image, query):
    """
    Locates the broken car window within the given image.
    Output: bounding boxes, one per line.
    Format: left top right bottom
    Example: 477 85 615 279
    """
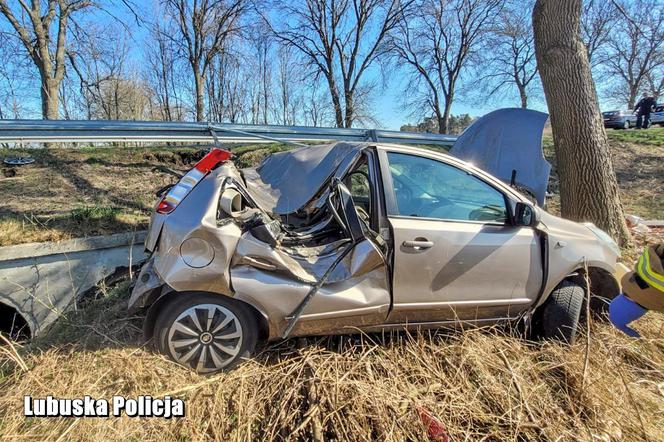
344 162 371 223
386 152 508 224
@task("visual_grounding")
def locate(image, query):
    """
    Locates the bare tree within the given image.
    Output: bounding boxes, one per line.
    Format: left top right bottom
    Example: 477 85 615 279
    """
580 0 618 67
145 22 186 121
274 46 301 125
602 0 664 108
66 24 128 119
390 0 503 133
645 67 663 99
302 81 332 127
533 0 630 245
267 0 411 128
206 45 255 123
0 0 95 119
481 0 539 108
165 0 246 121
0 32 33 118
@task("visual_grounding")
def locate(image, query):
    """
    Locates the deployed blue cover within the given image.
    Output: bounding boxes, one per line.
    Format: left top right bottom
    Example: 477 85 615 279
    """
449 108 551 206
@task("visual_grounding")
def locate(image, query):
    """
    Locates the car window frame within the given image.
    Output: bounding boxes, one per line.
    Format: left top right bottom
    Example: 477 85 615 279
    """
340 149 388 234
377 147 515 226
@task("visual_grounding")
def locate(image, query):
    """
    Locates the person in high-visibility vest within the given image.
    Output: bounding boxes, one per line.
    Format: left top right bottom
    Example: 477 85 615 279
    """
609 244 664 337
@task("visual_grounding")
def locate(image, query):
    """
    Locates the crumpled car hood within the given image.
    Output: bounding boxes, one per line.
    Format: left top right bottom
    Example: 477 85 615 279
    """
449 108 551 206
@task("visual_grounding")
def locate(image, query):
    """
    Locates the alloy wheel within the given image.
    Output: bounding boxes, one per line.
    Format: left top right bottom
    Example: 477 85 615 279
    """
167 303 243 373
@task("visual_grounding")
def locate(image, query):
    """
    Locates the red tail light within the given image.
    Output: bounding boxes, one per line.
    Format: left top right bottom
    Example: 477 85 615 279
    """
156 148 231 214
194 148 232 172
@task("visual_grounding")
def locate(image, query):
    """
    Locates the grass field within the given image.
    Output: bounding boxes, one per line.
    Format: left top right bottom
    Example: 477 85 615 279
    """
542 128 664 221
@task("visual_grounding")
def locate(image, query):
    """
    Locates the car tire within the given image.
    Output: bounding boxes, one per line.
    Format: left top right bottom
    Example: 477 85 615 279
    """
153 293 258 373
534 280 584 344
623 120 630 129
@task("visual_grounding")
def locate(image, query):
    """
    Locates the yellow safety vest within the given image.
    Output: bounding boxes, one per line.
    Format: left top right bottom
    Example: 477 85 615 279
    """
637 245 664 293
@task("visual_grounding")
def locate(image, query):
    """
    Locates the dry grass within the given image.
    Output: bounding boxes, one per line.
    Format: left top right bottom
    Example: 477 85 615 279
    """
0 144 288 246
1 282 663 441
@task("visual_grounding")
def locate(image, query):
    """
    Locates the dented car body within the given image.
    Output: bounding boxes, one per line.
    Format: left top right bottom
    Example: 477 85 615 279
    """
129 110 622 373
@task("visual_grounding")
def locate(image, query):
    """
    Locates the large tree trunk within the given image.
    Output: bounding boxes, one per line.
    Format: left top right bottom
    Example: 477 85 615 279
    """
344 91 354 128
533 0 630 245
326 73 344 128
627 85 638 109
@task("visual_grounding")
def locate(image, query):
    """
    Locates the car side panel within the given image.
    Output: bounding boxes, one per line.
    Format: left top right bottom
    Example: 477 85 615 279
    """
387 217 541 322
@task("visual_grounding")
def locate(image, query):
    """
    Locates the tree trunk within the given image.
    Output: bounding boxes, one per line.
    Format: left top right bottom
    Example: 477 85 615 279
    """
40 77 60 119
344 91 354 128
627 85 638 109
519 84 528 108
325 73 344 128
440 94 453 134
533 0 630 245
194 71 205 122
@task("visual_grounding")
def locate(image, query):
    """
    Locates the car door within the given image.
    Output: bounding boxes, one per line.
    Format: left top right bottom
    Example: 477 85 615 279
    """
379 148 542 324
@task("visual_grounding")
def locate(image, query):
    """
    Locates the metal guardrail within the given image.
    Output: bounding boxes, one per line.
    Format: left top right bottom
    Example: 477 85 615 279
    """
0 119 457 146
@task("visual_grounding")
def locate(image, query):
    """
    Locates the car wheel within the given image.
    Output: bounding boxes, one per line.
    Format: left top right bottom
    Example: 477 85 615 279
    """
153 293 258 373
534 280 584 344
623 120 630 129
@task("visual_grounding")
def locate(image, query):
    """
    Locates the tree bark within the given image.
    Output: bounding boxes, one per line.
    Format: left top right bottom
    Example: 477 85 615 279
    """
344 91 354 128
326 73 344 128
40 78 60 119
440 91 453 134
627 85 638 109
518 84 528 108
533 0 630 245
194 71 205 122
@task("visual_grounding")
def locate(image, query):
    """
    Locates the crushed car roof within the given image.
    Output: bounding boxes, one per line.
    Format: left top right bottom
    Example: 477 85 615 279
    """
242 142 366 215
239 108 551 214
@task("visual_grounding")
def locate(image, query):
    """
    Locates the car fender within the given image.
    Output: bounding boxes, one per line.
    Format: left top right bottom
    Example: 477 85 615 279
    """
533 213 619 309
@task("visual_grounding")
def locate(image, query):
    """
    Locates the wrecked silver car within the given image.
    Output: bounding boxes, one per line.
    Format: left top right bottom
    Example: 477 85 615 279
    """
129 111 623 373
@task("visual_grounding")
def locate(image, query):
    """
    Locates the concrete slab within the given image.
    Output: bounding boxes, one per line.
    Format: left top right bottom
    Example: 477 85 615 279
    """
0 231 148 337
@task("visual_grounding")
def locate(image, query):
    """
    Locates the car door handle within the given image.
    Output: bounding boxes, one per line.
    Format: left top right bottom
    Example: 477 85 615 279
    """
402 239 434 250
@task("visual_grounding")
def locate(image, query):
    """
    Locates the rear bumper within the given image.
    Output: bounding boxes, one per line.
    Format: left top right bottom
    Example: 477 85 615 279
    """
127 256 163 313
603 119 628 128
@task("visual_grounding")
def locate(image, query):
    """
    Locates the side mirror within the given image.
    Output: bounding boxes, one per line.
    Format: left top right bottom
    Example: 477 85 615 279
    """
514 202 540 227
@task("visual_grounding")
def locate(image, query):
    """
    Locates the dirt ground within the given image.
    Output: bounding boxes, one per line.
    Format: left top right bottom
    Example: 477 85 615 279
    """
1 129 663 246
0 144 280 246
543 128 664 221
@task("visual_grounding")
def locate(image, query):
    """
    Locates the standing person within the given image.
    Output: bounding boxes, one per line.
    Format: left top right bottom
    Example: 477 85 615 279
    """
634 92 657 129
609 244 664 337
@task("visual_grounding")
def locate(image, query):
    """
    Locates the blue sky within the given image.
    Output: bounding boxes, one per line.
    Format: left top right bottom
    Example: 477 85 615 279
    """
0 0 618 130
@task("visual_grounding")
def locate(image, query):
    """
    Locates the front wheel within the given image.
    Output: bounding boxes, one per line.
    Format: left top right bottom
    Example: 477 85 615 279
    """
153 293 258 373
533 280 584 344
623 120 630 129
